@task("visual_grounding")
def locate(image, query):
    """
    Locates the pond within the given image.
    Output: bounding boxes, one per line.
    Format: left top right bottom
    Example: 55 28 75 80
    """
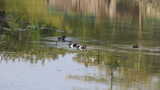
0 0 160 90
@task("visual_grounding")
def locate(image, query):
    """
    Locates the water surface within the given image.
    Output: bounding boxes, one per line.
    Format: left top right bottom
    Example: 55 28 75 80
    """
0 0 160 90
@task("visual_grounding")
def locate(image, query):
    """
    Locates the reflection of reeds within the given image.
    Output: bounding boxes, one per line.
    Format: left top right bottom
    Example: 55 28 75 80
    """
0 46 67 64
0 29 68 63
72 49 159 90
0 10 70 64
48 0 160 18
0 39 68 63
66 75 107 83
74 48 160 73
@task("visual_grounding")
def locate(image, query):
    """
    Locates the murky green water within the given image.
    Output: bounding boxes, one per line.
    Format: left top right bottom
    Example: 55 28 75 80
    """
0 0 160 90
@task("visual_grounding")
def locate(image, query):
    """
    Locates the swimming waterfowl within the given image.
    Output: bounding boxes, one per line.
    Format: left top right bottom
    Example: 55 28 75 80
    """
69 42 79 48
69 42 87 50
57 35 66 42
76 45 87 50
0 11 5 17
132 44 139 48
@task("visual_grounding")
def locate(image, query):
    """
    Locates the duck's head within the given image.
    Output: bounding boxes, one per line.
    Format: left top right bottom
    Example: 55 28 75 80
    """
58 35 66 41
73 43 79 47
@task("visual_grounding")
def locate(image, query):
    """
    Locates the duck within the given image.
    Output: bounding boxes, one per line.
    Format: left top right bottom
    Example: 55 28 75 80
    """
132 44 139 48
0 11 5 17
57 35 66 42
76 45 87 50
68 42 87 50
69 42 79 48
